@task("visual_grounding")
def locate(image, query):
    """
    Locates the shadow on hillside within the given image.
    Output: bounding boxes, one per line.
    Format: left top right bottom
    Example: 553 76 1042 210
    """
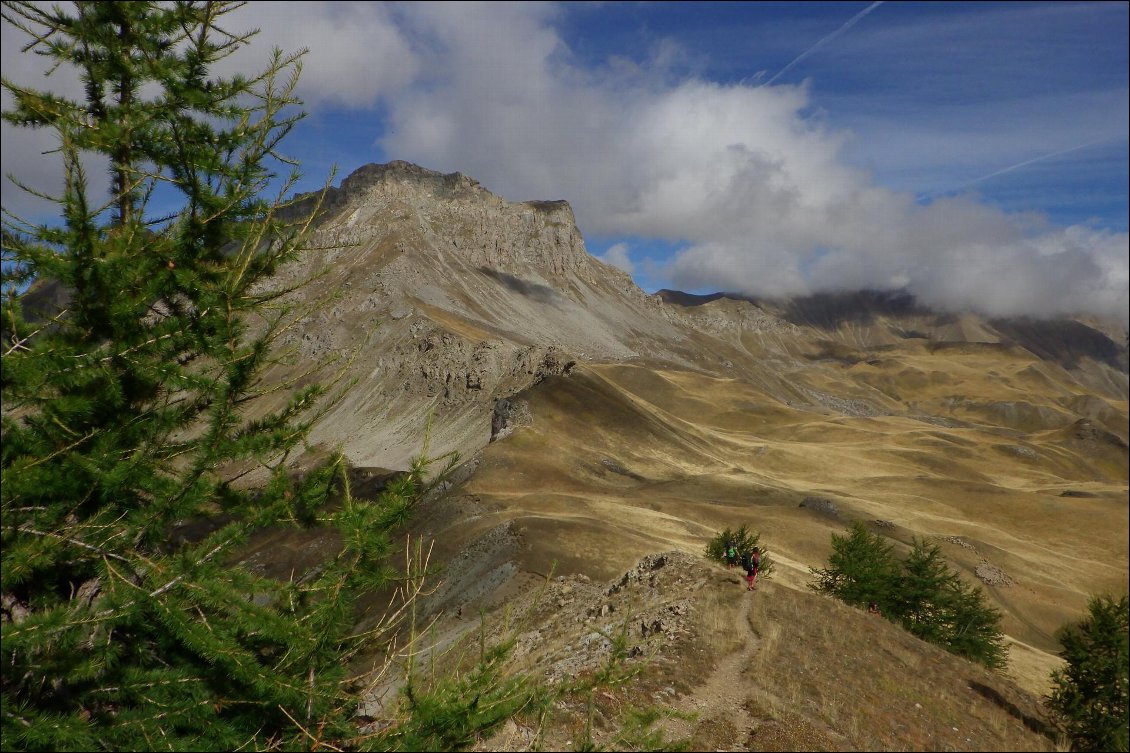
968 680 1056 741
655 288 926 329
991 318 1128 372
478 266 562 305
780 290 923 329
653 289 728 307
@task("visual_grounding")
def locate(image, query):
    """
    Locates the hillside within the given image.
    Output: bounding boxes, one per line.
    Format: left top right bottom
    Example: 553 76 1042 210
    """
260 162 1127 745
471 552 1056 751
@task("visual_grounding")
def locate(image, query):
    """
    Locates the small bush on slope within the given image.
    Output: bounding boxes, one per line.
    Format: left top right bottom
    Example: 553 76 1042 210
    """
705 524 775 579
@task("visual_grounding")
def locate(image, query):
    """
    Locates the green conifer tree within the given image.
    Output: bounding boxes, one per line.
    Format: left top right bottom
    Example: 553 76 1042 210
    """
942 576 1009 671
812 530 1007 670
890 538 957 642
0 3 477 749
809 521 900 609
1047 594 1129 752
890 539 1008 670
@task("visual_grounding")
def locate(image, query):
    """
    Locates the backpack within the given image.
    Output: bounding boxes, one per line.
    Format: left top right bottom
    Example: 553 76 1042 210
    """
740 552 752 570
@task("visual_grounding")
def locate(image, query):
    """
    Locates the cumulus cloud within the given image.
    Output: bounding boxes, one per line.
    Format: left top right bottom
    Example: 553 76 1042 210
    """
0 2 416 217
1 10 103 219
228 2 418 109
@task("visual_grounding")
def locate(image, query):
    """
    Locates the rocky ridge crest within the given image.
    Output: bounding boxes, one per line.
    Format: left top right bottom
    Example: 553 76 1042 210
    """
275 161 1126 472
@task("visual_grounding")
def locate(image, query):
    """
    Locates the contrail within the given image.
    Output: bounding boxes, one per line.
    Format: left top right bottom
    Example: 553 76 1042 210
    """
925 136 1120 199
960 137 1115 188
764 1 884 87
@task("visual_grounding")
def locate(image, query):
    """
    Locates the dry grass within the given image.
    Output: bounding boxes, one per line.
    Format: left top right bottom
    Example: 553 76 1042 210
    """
697 575 747 658
398 544 1065 752
220 162 1127 750
458 358 1127 699
735 581 1056 751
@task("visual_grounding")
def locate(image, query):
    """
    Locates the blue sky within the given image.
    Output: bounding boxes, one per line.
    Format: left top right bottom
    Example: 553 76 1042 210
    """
2 2 1128 322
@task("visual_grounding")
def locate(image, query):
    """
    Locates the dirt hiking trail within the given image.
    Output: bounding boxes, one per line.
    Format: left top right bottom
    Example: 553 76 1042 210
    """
657 573 762 746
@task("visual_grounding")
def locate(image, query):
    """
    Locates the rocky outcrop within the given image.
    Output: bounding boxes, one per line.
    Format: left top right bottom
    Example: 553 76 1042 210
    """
1071 418 1129 448
509 552 703 686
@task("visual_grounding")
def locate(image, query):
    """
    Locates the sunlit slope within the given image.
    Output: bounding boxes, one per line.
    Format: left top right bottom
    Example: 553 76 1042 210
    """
461 353 1127 692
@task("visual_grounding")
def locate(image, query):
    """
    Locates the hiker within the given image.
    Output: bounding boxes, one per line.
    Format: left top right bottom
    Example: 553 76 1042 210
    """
725 539 738 570
868 601 881 616
742 547 761 591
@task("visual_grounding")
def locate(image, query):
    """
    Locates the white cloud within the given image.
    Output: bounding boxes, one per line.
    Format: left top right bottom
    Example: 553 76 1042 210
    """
230 2 418 109
596 242 634 275
1 8 101 219
0 2 417 218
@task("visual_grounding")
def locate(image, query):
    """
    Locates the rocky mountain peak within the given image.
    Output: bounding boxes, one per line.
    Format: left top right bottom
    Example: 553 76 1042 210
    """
268 161 700 470
337 160 485 201
311 161 594 278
